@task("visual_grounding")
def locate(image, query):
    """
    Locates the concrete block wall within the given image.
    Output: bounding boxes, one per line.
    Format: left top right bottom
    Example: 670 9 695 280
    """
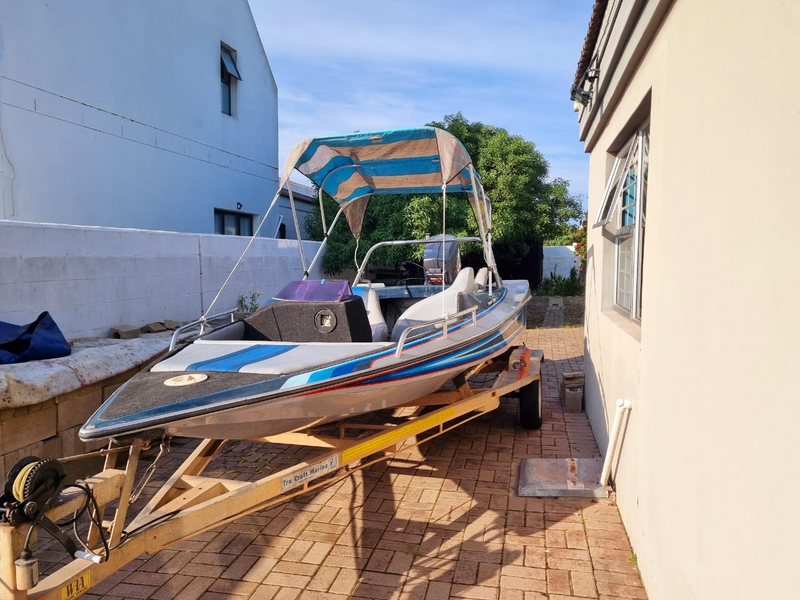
0 365 141 472
0 221 323 338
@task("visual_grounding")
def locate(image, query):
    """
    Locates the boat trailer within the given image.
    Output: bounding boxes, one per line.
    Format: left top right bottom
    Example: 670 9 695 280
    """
0 346 542 600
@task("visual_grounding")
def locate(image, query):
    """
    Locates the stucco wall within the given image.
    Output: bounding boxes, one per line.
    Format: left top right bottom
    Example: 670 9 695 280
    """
580 1 800 599
0 221 323 338
0 0 278 234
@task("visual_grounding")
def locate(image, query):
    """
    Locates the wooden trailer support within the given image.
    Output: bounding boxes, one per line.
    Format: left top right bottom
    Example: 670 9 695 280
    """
0 346 542 600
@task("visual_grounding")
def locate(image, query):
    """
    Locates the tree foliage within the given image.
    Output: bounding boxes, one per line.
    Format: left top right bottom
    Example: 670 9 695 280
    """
305 112 583 275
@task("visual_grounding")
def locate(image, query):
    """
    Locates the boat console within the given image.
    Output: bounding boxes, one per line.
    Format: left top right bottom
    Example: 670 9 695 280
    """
243 280 373 343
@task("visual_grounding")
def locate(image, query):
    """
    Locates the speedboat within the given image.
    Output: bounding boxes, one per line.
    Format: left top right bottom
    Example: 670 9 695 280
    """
80 127 531 443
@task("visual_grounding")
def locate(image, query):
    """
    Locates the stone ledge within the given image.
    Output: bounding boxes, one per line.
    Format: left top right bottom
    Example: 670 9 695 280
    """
0 333 174 409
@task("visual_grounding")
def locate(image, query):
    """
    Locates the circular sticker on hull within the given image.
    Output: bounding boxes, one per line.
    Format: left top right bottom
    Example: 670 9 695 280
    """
164 373 209 386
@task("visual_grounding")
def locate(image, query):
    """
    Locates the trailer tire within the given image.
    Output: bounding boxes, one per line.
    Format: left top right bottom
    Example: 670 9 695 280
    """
518 380 542 430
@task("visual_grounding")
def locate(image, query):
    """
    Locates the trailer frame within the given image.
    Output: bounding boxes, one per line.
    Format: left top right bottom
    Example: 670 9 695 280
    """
0 345 542 600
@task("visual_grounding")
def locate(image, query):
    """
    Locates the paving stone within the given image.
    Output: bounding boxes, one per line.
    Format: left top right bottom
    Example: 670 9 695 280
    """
572 570 599 597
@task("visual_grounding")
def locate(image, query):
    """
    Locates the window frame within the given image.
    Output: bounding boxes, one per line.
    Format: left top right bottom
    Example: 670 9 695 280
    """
220 44 241 116
595 126 649 321
214 209 253 237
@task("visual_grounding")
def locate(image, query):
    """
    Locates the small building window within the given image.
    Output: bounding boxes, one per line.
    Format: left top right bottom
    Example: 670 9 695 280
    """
220 45 241 116
214 209 253 236
595 126 649 319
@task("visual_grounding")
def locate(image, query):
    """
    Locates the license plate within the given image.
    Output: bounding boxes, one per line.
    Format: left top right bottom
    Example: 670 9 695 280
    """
60 572 90 600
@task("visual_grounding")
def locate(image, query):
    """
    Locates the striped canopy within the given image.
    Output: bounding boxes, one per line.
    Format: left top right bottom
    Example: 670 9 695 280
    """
280 127 481 204
279 127 490 242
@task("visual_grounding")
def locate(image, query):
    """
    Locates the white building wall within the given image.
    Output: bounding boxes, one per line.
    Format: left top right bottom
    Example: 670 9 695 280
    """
263 197 316 240
0 221 323 339
542 245 580 279
0 0 278 234
577 1 800 599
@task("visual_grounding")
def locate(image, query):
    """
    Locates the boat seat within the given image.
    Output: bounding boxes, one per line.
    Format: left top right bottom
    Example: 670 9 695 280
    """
474 267 488 291
390 267 474 343
353 286 389 342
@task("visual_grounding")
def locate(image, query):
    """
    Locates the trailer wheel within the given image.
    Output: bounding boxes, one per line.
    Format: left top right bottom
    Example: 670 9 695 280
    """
518 380 542 430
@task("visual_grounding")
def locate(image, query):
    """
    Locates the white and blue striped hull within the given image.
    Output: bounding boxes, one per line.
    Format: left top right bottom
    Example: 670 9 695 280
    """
81 281 529 442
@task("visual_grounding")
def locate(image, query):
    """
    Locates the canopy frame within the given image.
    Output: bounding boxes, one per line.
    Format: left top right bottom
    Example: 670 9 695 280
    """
203 127 502 318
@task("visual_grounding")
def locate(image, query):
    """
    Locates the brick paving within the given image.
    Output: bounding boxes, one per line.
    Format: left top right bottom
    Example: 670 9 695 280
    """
75 324 646 600
541 297 565 329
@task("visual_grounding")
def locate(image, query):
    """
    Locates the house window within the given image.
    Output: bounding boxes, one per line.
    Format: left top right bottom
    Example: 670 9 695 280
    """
595 127 649 319
220 45 241 116
214 209 252 236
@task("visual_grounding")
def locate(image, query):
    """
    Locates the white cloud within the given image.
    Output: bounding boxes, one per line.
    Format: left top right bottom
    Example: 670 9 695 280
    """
252 0 593 197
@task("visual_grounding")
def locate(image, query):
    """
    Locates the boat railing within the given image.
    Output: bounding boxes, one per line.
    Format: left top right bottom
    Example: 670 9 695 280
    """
168 309 238 352
395 305 479 358
353 236 481 286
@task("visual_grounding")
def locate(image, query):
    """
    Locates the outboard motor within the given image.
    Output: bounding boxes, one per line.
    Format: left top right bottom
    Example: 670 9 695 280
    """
423 234 461 285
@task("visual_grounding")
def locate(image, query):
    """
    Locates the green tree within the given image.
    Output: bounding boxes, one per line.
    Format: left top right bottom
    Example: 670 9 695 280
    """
306 113 583 275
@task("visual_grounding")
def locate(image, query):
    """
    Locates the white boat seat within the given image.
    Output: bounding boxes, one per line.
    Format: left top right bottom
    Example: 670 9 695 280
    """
474 267 488 291
353 286 389 342
391 267 475 343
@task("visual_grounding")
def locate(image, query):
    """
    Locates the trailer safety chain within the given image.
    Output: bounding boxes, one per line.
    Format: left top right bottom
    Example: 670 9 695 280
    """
129 439 169 504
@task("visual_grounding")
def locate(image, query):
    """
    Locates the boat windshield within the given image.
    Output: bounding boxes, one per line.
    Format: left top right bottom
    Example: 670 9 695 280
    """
275 279 353 302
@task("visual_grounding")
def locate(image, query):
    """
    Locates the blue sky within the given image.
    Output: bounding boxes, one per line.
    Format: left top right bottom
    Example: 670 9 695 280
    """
250 0 592 202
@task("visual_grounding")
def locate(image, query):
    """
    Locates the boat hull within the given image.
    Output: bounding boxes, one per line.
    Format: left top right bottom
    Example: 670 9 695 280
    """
158 362 464 440
80 281 529 442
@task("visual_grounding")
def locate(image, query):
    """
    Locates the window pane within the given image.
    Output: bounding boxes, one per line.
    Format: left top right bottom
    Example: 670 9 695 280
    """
224 213 238 235
620 166 637 227
239 215 253 237
214 212 223 235
221 81 231 115
617 236 634 312
221 48 241 80
594 136 636 229
599 178 620 223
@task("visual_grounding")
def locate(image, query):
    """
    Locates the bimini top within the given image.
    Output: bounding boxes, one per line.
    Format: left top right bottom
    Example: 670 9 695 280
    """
280 127 481 204
278 127 489 240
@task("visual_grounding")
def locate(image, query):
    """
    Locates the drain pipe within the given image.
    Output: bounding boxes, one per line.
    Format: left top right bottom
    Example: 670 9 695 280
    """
600 399 632 486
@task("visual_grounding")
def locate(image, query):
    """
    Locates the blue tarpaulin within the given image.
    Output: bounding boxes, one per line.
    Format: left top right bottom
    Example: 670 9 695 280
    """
0 312 71 365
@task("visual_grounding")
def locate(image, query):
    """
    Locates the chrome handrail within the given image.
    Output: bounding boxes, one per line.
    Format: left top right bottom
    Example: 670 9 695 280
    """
353 236 481 286
168 308 238 351
395 306 478 359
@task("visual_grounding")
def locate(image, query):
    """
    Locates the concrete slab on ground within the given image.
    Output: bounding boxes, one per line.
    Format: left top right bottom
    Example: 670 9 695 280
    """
518 457 610 498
